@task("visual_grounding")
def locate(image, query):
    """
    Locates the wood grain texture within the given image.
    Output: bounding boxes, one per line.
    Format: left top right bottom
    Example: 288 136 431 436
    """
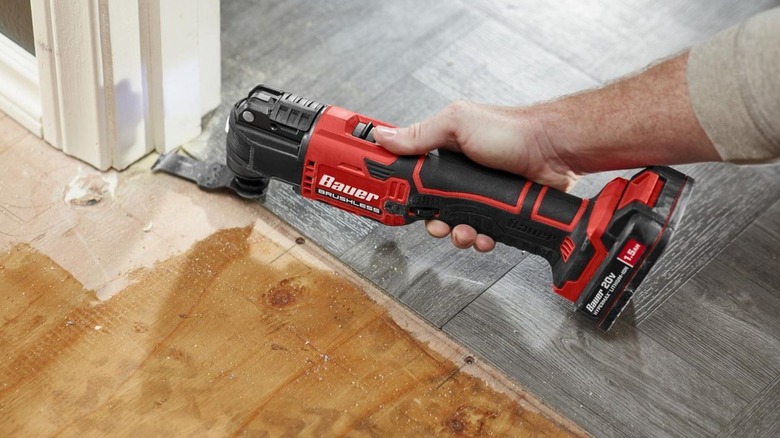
411 19 600 105
219 0 483 109
716 374 780 438
443 255 748 438
340 222 528 327
641 198 780 397
259 179 379 257
469 0 780 81
0 115 584 437
0 232 576 437
632 162 780 324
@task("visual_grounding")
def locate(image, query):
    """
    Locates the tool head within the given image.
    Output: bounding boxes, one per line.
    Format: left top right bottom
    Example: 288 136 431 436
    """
153 85 327 200
151 150 269 200
571 167 694 331
224 85 327 194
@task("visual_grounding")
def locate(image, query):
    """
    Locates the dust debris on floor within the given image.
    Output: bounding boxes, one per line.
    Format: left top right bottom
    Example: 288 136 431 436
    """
63 170 118 207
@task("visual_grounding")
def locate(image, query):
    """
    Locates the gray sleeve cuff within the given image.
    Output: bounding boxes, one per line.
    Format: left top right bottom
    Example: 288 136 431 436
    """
687 7 780 163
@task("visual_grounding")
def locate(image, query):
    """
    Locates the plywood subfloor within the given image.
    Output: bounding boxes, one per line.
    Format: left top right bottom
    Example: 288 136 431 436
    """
187 1 780 437
0 117 583 436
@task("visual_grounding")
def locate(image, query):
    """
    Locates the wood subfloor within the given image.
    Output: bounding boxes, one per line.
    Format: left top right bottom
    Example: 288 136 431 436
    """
0 116 583 436
188 1 780 437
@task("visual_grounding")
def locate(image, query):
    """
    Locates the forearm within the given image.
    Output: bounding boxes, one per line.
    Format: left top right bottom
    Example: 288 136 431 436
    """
687 7 780 163
532 52 722 174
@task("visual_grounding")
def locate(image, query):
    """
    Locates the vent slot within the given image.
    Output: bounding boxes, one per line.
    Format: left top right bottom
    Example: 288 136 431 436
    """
560 236 575 262
365 159 394 180
302 160 317 194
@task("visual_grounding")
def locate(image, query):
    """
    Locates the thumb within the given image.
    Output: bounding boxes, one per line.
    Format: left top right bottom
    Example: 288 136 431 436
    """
373 106 461 155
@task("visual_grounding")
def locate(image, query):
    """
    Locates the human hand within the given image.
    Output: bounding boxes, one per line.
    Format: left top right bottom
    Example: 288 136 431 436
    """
373 101 579 252
373 54 722 253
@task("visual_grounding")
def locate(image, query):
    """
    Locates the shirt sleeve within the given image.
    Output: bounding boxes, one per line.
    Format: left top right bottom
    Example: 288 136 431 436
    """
687 7 780 163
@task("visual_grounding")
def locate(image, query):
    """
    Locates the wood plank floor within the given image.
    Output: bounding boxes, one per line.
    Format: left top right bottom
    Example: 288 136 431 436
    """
0 118 583 436
189 1 780 436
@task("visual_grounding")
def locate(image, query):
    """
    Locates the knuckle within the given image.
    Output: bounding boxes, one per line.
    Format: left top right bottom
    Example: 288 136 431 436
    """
410 122 423 141
445 100 470 120
441 101 471 140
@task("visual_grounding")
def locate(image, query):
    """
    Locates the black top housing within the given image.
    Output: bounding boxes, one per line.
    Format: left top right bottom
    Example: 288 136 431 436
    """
226 85 326 192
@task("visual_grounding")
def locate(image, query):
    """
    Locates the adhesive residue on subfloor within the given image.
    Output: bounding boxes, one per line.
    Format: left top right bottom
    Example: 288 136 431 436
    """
63 170 118 207
0 227 580 437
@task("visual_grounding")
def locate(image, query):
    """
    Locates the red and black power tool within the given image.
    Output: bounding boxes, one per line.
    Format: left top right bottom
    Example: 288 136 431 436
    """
153 85 694 331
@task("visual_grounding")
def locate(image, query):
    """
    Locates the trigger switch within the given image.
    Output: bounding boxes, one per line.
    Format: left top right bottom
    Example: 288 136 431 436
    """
411 207 439 218
352 122 376 142
352 122 367 138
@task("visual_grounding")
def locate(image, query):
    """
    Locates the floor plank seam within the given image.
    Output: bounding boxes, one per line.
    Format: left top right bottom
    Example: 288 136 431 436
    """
635 193 780 328
478 344 625 437
714 372 780 438
437 256 527 329
456 0 605 86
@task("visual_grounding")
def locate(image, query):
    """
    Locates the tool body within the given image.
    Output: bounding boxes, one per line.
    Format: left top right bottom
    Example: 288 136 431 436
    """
153 85 694 331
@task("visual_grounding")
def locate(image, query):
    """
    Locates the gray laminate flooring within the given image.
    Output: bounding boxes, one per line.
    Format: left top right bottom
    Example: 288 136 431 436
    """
190 1 780 436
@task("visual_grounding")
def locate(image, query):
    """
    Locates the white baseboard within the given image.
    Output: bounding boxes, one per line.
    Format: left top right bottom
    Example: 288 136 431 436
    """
0 32 41 136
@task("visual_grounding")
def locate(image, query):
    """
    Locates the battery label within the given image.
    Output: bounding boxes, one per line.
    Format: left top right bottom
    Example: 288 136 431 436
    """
618 238 645 267
584 239 647 317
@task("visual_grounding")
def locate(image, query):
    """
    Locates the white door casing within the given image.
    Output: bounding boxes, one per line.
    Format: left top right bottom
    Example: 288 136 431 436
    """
0 31 41 137
10 0 222 170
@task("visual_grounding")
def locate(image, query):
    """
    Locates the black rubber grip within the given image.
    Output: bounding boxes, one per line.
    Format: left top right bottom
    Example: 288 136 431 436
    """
418 150 526 207
404 151 589 264
537 188 582 225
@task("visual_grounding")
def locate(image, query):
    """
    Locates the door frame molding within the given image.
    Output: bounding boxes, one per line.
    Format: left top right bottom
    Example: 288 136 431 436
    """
11 0 221 170
0 31 41 137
